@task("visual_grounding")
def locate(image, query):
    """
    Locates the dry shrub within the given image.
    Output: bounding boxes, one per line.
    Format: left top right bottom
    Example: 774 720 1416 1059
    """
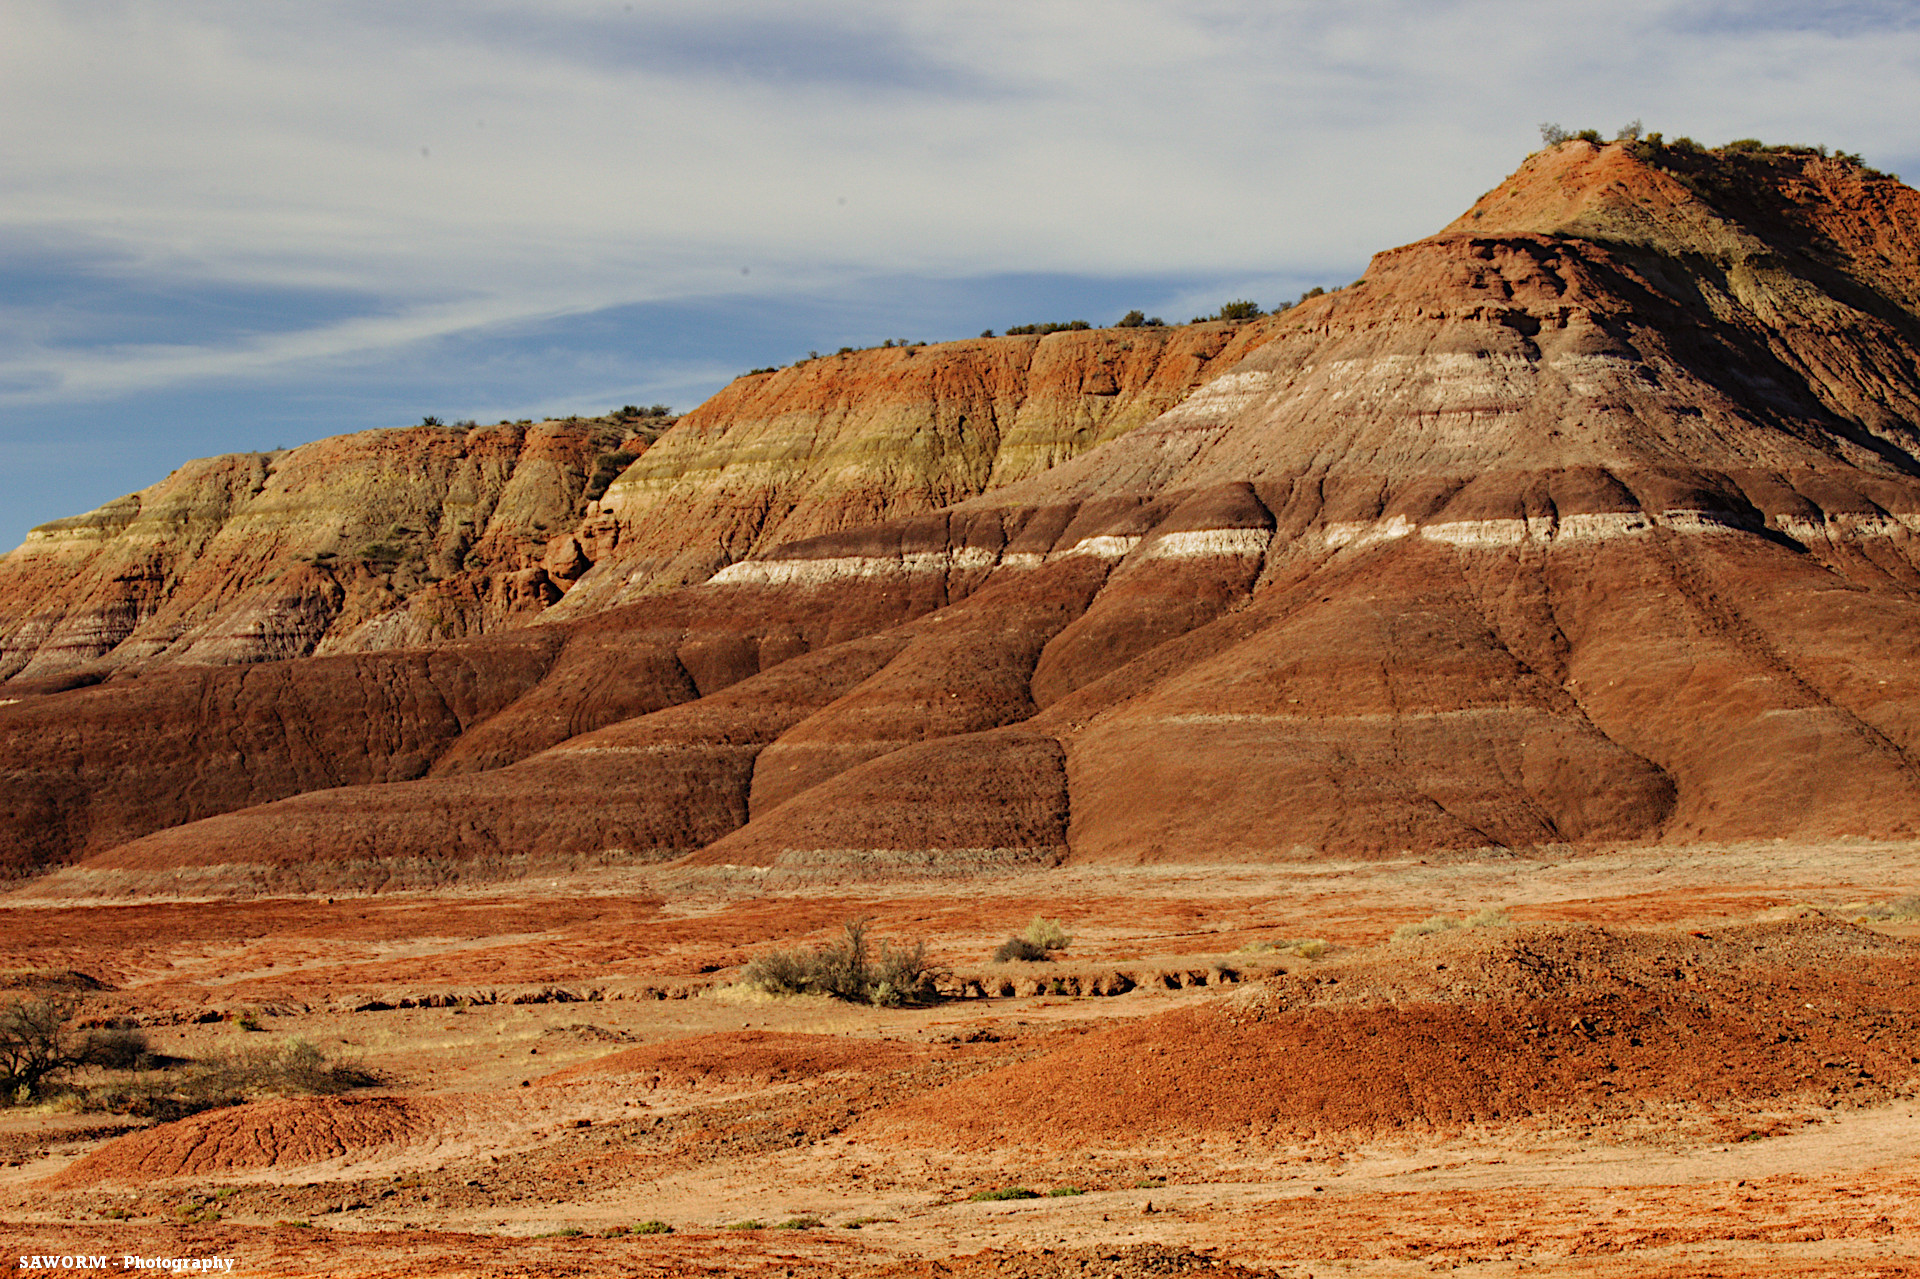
740 919 941 1007
992 916 1072 962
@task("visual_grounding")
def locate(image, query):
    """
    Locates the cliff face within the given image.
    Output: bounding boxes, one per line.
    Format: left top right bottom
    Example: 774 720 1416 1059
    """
0 420 636 682
551 322 1287 613
14 140 1920 895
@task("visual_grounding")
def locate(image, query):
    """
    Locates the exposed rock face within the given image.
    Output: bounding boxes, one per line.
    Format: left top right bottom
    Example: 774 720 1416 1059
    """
553 323 1287 611
14 139 1920 895
0 420 637 681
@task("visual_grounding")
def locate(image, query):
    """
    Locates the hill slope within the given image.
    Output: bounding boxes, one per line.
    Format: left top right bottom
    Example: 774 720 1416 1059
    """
13 138 1920 894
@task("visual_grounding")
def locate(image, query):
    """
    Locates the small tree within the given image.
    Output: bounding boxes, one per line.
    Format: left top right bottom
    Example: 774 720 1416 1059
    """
1116 310 1147 328
0 996 85 1101
1215 300 1264 321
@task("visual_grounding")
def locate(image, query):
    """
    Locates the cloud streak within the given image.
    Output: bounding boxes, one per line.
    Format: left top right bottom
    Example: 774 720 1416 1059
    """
1 0 1917 538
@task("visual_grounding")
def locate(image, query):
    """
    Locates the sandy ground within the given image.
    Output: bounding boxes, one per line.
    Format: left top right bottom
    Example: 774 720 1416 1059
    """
2 840 1919 1277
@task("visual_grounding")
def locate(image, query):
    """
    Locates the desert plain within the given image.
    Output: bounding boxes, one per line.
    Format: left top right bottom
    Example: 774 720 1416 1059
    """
6 841 1920 1278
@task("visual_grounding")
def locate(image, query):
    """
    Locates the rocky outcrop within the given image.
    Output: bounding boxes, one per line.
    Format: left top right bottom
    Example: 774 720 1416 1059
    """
551 322 1287 611
0 419 639 681
16 139 1920 895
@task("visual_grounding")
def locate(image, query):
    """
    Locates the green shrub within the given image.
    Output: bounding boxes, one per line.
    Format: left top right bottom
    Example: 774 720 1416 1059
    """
583 450 638 503
992 916 1072 963
725 1220 766 1231
1005 320 1092 335
1023 917 1071 951
775 1216 823 1230
1047 1186 1085 1197
630 1220 673 1235
739 919 941 1006
968 1187 1039 1201
1214 299 1264 321
1116 310 1147 328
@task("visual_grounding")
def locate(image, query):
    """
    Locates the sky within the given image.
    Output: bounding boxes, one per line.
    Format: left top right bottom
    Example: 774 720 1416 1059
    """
3 1 1918 546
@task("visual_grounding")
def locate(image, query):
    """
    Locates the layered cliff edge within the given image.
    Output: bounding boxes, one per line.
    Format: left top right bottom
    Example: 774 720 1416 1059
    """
0 322 1283 685
12 137 1920 894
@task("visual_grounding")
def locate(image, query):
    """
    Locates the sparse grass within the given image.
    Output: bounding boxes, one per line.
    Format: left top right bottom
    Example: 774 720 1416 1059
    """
725 1219 766 1231
1845 895 1920 922
1237 938 1328 959
81 1038 381 1122
969 1187 1040 1201
1393 909 1511 942
1047 1186 1085 1197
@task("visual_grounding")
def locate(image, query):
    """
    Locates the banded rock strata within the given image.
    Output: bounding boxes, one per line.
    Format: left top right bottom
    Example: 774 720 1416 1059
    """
12 138 1920 894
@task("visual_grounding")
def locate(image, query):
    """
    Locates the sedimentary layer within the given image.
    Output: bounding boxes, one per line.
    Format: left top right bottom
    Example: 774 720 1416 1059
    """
15 138 1920 894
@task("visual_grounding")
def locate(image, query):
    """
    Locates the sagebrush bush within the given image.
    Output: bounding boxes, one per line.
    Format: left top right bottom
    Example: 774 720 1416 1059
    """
740 919 941 1006
991 916 1072 962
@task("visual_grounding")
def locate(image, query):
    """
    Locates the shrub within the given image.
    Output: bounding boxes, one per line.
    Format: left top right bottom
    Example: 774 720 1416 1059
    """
583 450 638 503
725 1220 766 1231
991 936 1050 963
1724 137 1766 152
739 918 941 1005
1024 917 1071 951
420 415 443 427
1615 118 1643 142
1005 320 1092 335
980 329 995 338
1116 310 1147 328
1214 299 1264 321
1047 1186 1084 1197
991 916 1071 962
775 1216 823 1230
1539 122 1570 146
968 1187 1039 1201
631 1220 673 1235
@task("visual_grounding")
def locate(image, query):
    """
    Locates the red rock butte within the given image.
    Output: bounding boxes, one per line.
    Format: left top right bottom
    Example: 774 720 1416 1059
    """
7 137 1920 896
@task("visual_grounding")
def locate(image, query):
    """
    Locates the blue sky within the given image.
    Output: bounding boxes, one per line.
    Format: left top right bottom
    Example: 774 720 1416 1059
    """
4 1 1918 546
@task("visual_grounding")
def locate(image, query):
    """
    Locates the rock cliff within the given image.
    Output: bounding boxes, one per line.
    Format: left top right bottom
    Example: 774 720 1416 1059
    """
0 420 638 682
14 138 1920 895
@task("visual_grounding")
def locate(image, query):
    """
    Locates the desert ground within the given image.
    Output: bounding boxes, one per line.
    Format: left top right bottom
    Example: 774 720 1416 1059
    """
4 843 1920 1277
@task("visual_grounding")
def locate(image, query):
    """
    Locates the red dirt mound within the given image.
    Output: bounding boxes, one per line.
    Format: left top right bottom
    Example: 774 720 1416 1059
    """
540 1030 925 1088
870 920 1920 1146
51 1095 440 1186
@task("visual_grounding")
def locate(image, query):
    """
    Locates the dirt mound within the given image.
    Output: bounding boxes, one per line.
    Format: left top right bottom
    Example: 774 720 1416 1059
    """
541 1030 925 1088
870 921 1920 1147
873 1244 1285 1279
51 1095 441 1185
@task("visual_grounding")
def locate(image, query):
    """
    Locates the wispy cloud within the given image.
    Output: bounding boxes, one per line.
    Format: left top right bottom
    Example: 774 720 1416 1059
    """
1 0 1917 539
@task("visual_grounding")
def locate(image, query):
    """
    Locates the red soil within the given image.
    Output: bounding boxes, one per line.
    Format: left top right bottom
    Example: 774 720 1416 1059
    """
51 1096 443 1186
873 920 1920 1146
